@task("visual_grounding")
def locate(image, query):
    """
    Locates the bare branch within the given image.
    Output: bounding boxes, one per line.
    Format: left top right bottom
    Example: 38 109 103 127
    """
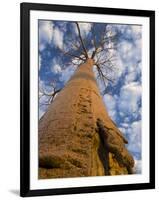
95 47 116 56
39 82 62 107
58 47 85 61
91 25 117 60
96 65 107 89
99 27 107 48
39 87 53 97
50 89 61 103
75 22 88 58
96 64 114 84
96 55 114 66
71 41 81 51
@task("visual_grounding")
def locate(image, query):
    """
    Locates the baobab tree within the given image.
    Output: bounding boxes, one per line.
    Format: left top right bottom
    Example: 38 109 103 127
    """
39 21 134 178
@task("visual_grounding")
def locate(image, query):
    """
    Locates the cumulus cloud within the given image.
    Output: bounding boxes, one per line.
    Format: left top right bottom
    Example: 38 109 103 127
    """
39 21 54 51
131 26 142 40
52 64 62 74
114 24 142 41
127 120 142 157
52 26 64 49
39 78 44 97
39 21 64 51
119 127 126 135
39 21 54 43
39 78 49 119
119 41 134 62
59 65 77 84
39 96 49 119
103 94 117 121
39 108 46 119
120 123 129 128
50 55 66 75
118 82 142 117
112 24 142 83
124 69 138 84
51 58 62 74
134 159 142 174
118 119 142 162
75 22 92 37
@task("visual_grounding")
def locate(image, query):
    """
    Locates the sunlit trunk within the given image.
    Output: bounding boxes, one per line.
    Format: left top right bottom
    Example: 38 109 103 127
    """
39 58 134 179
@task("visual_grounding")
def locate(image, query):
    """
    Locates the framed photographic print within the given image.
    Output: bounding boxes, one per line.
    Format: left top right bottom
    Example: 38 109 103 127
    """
20 2 155 197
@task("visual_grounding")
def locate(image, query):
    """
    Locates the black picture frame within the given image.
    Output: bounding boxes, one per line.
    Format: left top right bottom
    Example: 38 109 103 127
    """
20 2 155 197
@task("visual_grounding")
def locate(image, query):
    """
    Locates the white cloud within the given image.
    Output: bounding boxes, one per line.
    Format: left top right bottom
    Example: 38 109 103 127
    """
127 120 141 155
120 123 129 128
51 57 62 74
71 57 83 66
53 64 62 74
39 21 54 42
131 26 142 40
39 108 46 119
52 26 64 49
113 53 125 79
39 21 64 50
39 43 46 52
119 127 126 135
124 70 137 84
118 119 142 162
60 65 77 84
39 78 50 119
124 117 130 123
114 24 142 41
75 22 92 37
39 21 54 47
39 78 44 98
119 41 134 62
39 95 49 119
103 94 117 121
103 94 116 110
134 159 142 174
51 63 62 74
122 82 142 93
118 82 142 116
112 24 142 83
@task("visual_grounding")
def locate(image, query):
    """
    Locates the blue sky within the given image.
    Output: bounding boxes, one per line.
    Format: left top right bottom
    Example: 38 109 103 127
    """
38 20 142 173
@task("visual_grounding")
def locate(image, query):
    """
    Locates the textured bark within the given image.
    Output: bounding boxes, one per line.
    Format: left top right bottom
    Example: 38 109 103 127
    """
39 58 134 179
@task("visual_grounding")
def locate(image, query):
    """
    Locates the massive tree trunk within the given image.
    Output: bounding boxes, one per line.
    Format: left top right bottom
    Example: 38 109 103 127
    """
39 58 134 179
